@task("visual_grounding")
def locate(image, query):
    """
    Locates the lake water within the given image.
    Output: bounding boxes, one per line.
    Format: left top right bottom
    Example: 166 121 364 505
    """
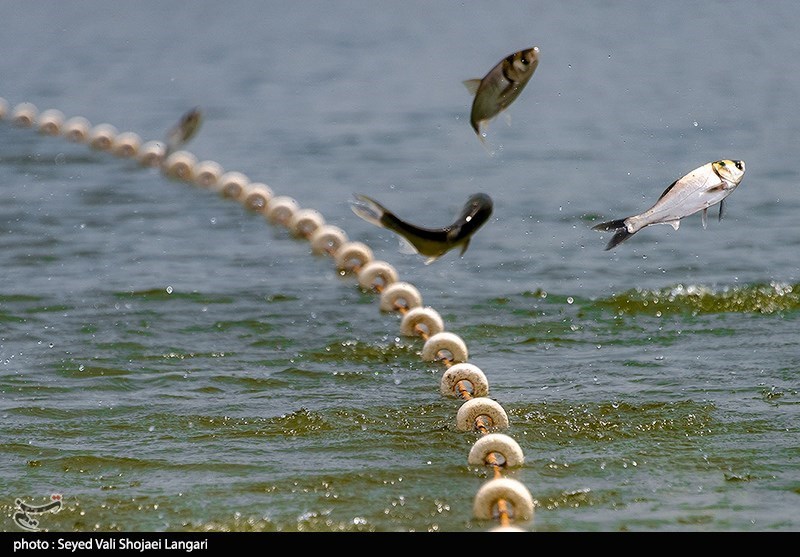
1 0 798 532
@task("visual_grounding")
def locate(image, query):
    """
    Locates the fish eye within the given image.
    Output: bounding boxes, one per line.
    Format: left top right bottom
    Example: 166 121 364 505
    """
735 161 743 170
521 57 529 65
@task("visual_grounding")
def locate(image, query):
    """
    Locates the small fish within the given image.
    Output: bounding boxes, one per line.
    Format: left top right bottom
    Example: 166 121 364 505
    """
350 193 494 264
593 159 746 250
464 47 539 140
164 106 202 156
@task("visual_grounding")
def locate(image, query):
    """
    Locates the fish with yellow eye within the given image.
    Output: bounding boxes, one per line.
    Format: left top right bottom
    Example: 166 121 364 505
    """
593 159 746 250
350 193 494 264
464 47 540 141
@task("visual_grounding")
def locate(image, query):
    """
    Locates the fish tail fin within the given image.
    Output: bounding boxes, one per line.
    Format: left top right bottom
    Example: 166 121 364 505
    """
474 129 497 157
592 218 634 250
350 194 388 229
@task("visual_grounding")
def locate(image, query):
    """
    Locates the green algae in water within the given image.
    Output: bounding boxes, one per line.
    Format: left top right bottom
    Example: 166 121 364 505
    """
598 282 800 316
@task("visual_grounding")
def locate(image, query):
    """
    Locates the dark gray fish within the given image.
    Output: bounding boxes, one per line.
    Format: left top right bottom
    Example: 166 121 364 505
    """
593 159 746 250
164 106 203 156
350 193 494 264
464 47 539 140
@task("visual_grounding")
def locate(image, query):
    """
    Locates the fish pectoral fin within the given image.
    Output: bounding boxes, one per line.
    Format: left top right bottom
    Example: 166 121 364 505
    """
398 237 419 255
718 199 725 222
667 220 681 231
424 255 440 265
701 208 708 229
463 79 482 96
458 238 471 257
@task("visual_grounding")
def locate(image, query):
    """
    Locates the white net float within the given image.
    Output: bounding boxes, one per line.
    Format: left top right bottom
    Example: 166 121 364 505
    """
357 260 398 292
440 363 489 398
456 397 509 431
137 140 165 168
421 331 468 363
88 123 118 151
310 225 348 255
217 171 249 200
112 131 141 158
265 195 299 227
37 109 64 136
400 306 444 337
0 97 8 119
162 150 197 181
63 116 91 143
334 241 373 274
193 160 224 188
241 182 273 213
11 102 37 127
467 433 524 468
473 478 534 522
379 281 422 312
289 208 325 238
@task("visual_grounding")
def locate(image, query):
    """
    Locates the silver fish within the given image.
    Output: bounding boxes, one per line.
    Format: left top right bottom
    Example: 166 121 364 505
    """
164 106 203 156
464 47 539 139
593 159 746 250
350 193 494 264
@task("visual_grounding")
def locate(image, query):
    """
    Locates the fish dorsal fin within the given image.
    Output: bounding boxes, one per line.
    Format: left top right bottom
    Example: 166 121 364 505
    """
667 220 681 231
701 208 708 229
463 79 482 96
658 178 680 201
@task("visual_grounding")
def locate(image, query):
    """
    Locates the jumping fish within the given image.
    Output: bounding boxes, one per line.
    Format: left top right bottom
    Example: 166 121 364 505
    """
164 106 203 157
593 159 746 250
464 47 539 140
350 193 494 264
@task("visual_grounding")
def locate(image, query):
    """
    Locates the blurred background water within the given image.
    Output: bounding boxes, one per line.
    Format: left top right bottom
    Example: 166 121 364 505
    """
0 0 798 532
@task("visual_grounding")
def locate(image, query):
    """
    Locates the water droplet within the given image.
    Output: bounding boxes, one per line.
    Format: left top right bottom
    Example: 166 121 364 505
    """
693 121 699 127
567 297 574 304
165 286 173 294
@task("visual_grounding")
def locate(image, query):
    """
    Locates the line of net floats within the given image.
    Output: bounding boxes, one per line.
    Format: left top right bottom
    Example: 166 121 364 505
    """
1 98 536 532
